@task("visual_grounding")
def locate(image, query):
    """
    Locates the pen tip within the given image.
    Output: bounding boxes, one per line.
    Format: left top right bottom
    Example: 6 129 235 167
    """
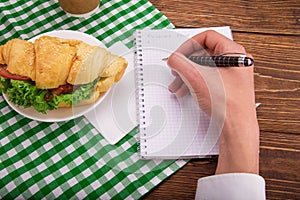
162 57 168 61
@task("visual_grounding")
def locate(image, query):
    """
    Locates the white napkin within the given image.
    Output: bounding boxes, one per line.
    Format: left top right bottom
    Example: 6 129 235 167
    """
84 42 137 144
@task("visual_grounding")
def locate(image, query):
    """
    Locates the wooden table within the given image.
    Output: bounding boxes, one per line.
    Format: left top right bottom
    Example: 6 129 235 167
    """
144 1 300 199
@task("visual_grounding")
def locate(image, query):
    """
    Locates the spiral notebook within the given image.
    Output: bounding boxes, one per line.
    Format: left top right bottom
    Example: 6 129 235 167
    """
134 26 233 159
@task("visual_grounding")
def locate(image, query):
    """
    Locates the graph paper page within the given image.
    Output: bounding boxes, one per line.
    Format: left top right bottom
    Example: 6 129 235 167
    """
135 27 233 159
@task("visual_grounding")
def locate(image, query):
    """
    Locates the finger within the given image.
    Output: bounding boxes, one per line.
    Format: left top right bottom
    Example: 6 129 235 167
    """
171 70 179 76
176 30 246 56
175 35 206 56
168 76 184 93
174 83 190 98
167 52 205 92
190 49 213 57
191 30 246 55
167 52 217 115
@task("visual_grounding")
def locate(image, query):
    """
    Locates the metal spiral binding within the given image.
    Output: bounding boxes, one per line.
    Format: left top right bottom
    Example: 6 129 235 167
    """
134 30 147 156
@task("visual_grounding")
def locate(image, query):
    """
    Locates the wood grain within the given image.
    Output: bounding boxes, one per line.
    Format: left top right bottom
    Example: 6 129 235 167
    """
151 0 300 35
143 159 218 199
146 1 300 199
233 33 300 134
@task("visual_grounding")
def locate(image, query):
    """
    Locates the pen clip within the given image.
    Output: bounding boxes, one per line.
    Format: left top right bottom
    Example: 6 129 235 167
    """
215 52 246 57
162 52 247 62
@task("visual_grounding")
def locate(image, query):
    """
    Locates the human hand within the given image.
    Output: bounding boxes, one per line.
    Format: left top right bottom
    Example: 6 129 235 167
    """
167 30 260 174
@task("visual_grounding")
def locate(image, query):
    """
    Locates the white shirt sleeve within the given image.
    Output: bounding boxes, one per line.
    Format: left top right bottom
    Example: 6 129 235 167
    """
195 173 266 200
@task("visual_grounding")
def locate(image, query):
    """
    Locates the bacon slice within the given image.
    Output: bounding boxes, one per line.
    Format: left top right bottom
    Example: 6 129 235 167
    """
51 84 74 95
0 64 31 81
44 84 79 101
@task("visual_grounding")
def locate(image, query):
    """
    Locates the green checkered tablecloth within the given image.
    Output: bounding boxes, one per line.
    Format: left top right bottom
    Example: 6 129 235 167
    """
0 0 188 199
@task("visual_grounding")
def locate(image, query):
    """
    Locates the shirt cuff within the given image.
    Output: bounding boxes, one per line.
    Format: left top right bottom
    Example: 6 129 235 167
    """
195 173 266 200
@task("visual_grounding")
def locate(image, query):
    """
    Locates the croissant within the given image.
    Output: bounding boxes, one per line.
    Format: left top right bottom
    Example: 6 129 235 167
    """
0 38 36 81
0 35 128 108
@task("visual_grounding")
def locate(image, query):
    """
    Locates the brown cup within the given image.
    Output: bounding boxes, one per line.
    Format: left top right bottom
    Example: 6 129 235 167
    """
59 0 100 17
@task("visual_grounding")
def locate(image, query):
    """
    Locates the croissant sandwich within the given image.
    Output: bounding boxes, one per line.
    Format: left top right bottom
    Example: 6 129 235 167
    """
0 36 127 113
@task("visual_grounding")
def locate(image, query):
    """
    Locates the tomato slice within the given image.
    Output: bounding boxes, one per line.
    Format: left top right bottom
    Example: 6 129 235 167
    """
0 64 31 81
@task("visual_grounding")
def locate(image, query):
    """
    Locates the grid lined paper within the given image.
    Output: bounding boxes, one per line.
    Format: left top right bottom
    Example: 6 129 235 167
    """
135 28 233 159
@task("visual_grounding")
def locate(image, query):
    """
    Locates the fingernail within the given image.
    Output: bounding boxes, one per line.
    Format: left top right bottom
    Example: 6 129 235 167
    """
168 85 174 93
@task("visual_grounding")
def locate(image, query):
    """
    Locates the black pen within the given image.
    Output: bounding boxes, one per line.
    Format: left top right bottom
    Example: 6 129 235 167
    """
188 55 254 67
163 55 254 67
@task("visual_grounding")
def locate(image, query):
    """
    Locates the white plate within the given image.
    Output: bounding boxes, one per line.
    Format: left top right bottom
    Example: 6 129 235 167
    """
3 30 110 122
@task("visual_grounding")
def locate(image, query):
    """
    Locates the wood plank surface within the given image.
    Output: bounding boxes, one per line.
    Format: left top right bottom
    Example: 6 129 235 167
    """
152 0 300 35
233 32 300 134
145 0 300 199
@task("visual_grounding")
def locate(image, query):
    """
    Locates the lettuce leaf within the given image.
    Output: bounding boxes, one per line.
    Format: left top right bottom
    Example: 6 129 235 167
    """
0 76 10 92
0 77 97 114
